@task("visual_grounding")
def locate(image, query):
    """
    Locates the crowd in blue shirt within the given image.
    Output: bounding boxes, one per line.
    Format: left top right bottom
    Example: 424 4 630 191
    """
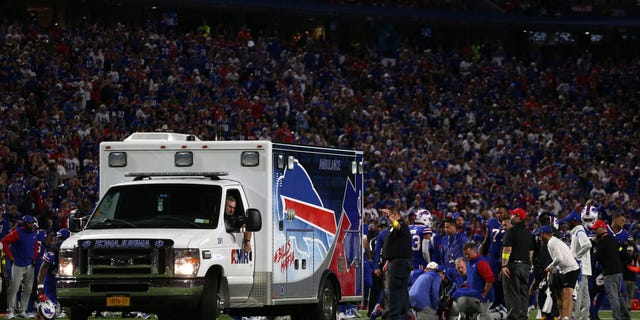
0 8 640 249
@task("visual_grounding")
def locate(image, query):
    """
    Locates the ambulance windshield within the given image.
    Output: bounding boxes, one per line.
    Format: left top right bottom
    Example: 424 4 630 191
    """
85 184 222 229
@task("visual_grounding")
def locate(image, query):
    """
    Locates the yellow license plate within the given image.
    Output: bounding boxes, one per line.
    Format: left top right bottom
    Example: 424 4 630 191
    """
106 296 130 307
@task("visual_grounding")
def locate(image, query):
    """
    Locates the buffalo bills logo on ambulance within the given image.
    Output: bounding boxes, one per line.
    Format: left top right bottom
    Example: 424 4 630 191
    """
274 155 361 296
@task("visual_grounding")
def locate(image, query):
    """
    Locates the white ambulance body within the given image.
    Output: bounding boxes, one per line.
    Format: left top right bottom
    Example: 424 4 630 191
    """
57 133 364 320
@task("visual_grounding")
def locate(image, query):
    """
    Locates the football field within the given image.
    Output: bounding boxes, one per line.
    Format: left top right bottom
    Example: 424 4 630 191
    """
2 310 638 319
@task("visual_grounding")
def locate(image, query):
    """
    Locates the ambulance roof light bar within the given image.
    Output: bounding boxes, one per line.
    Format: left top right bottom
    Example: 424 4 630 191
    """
125 172 229 180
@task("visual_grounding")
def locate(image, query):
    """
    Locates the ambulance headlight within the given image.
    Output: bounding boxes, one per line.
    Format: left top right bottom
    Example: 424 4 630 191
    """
174 249 200 277
58 249 75 277
108 152 127 167
174 151 193 167
241 151 259 167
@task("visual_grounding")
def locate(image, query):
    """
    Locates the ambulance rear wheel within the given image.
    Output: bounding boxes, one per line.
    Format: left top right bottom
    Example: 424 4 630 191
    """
199 276 220 320
311 280 336 320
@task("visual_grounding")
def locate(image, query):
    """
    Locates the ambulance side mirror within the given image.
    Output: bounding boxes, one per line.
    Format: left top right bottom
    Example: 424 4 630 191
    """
245 208 262 232
68 210 89 232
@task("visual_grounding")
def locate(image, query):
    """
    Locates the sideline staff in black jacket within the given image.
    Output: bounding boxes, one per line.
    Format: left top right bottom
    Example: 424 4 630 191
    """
381 207 412 320
591 219 630 320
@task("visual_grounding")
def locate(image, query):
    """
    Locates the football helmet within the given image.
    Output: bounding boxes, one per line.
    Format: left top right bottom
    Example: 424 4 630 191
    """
57 228 71 240
414 209 433 227
37 298 56 320
36 230 47 242
581 203 598 228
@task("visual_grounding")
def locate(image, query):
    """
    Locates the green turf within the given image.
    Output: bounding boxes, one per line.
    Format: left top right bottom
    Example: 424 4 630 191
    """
214 310 639 320
2 310 638 319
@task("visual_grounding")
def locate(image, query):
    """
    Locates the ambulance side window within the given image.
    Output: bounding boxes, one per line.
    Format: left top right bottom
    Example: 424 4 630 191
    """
224 189 245 232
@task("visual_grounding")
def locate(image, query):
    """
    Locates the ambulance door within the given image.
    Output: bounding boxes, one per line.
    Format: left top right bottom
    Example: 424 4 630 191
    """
285 229 314 298
223 188 254 298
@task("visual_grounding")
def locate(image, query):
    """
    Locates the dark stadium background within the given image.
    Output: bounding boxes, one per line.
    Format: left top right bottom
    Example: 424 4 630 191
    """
5 0 640 61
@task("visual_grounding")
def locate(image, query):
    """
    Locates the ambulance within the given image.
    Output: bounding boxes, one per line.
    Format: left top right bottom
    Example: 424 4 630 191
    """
57 132 364 320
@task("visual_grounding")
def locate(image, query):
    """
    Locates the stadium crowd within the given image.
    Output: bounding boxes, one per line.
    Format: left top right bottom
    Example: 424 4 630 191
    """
1 14 640 225
0 6 639 319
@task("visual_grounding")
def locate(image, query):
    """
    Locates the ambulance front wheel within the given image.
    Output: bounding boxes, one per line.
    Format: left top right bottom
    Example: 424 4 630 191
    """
199 276 221 320
311 280 337 320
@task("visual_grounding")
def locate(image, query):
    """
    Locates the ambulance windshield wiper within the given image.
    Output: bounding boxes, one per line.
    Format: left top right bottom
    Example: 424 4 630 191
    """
89 218 137 229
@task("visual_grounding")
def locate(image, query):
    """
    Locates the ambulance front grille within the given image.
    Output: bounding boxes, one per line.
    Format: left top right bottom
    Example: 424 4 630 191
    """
78 247 168 276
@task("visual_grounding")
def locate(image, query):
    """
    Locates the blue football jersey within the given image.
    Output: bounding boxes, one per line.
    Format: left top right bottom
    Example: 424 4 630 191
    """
486 217 505 262
608 225 633 244
409 224 430 270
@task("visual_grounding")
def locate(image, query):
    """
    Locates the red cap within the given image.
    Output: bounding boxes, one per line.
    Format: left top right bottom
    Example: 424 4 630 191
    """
590 219 608 230
509 208 527 220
